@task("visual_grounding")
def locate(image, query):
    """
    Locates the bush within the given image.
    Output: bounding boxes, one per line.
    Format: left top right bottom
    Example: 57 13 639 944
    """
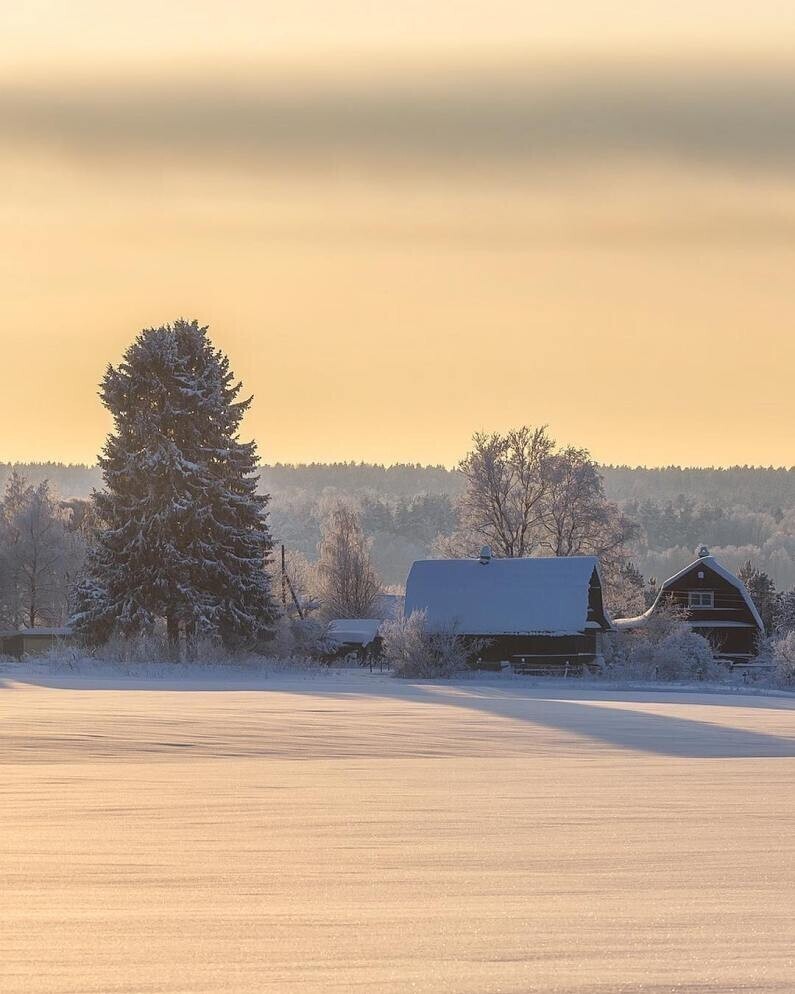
271 615 327 660
605 610 723 682
772 632 795 687
380 610 484 678
88 632 246 666
648 629 723 682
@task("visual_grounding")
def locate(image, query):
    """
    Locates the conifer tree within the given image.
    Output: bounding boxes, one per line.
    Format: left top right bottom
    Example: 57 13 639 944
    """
739 560 777 633
72 319 277 653
775 588 795 635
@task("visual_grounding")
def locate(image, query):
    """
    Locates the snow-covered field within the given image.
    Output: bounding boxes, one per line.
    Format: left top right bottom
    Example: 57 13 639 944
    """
2 666 794 993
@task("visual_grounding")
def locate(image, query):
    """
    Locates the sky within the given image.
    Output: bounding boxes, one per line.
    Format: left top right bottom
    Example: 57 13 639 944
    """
1 2 794 468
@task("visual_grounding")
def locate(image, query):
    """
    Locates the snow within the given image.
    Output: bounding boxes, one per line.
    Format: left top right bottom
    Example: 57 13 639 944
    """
2 664 794 994
405 555 605 635
325 618 382 646
612 607 656 629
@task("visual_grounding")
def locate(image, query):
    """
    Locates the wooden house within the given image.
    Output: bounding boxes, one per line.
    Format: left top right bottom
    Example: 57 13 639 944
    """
404 548 612 671
614 547 763 661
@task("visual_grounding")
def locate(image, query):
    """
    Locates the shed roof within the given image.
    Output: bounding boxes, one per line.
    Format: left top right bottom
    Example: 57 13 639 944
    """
404 555 606 636
325 619 382 646
18 627 73 637
0 627 73 638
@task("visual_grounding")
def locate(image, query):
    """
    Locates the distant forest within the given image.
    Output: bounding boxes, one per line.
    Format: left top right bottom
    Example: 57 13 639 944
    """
2 461 794 589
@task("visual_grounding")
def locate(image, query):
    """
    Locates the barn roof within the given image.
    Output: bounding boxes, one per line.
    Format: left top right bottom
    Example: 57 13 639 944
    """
613 553 765 632
404 555 606 636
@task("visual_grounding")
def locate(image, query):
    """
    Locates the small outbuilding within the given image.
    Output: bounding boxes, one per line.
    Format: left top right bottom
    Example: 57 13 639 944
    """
321 619 384 665
613 546 764 661
0 627 74 659
404 548 612 671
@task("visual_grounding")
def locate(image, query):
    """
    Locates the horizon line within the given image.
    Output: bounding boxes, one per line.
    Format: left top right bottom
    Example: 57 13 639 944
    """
1 459 793 474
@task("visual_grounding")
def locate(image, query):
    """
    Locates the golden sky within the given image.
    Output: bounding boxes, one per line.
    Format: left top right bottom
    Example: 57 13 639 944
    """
1 2 794 468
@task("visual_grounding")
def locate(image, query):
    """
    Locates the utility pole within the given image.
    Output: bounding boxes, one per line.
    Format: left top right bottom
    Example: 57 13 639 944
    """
281 544 287 609
280 543 305 619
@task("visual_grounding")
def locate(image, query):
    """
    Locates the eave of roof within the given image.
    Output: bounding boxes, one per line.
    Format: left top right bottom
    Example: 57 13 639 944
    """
689 620 756 628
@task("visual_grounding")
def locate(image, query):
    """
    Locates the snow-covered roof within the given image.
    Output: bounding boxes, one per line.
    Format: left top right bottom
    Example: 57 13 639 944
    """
611 611 653 630
404 555 606 636
613 554 765 633
325 619 382 646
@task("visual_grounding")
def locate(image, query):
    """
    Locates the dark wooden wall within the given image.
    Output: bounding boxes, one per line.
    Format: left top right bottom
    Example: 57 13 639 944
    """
660 562 760 627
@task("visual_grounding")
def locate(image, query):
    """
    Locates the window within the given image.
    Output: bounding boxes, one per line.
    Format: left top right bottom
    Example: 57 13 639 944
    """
689 591 714 608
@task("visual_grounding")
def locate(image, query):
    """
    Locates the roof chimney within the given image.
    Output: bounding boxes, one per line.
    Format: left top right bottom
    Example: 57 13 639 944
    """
478 545 492 565
697 545 710 559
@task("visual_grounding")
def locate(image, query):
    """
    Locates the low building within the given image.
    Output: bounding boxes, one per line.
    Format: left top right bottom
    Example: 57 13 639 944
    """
0 627 74 659
404 548 612 670
613 546 764 661
372 592 404 620
321 619 383 664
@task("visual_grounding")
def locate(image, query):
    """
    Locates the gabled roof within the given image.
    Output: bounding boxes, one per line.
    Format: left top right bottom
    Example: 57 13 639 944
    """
613 554 765 633
405 555 607 636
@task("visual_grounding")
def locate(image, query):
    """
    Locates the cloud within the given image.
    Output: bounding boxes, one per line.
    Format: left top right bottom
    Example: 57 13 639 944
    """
1 60 794 176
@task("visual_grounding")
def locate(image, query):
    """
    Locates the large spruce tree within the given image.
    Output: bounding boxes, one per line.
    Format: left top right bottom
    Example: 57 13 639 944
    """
72 319 277 652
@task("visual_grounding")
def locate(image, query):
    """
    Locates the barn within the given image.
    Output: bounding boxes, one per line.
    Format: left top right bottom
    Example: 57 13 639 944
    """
614 546 764 661
404 548 612 671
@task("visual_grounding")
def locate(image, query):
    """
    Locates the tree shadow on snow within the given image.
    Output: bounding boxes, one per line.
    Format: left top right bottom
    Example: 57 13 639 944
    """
273 679 795 760
398 683 795 759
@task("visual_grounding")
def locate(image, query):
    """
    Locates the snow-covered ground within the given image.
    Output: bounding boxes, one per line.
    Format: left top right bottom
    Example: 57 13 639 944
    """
2 666 794 993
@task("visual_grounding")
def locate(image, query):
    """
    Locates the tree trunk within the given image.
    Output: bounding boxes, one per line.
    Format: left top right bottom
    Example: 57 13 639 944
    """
166 614 181 662
184 619 197 662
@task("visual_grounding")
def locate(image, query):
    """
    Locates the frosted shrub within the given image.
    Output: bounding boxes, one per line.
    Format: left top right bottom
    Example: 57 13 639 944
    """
381 611 434 676
648 628 723 682
271 614 326 660
271 616 297 658
772 632 795 687
97 633 175 665
381 610 485 678
97 632 238 666
605 607 723 683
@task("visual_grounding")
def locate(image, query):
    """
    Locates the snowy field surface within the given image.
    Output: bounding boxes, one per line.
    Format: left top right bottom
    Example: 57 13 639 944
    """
2 666 795 994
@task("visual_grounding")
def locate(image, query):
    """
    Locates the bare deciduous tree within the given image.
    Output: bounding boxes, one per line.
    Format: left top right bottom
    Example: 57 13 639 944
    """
449 425 555 558
440 427 639 614
316 502 380 620
538 446 638 567
0 476 84 628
